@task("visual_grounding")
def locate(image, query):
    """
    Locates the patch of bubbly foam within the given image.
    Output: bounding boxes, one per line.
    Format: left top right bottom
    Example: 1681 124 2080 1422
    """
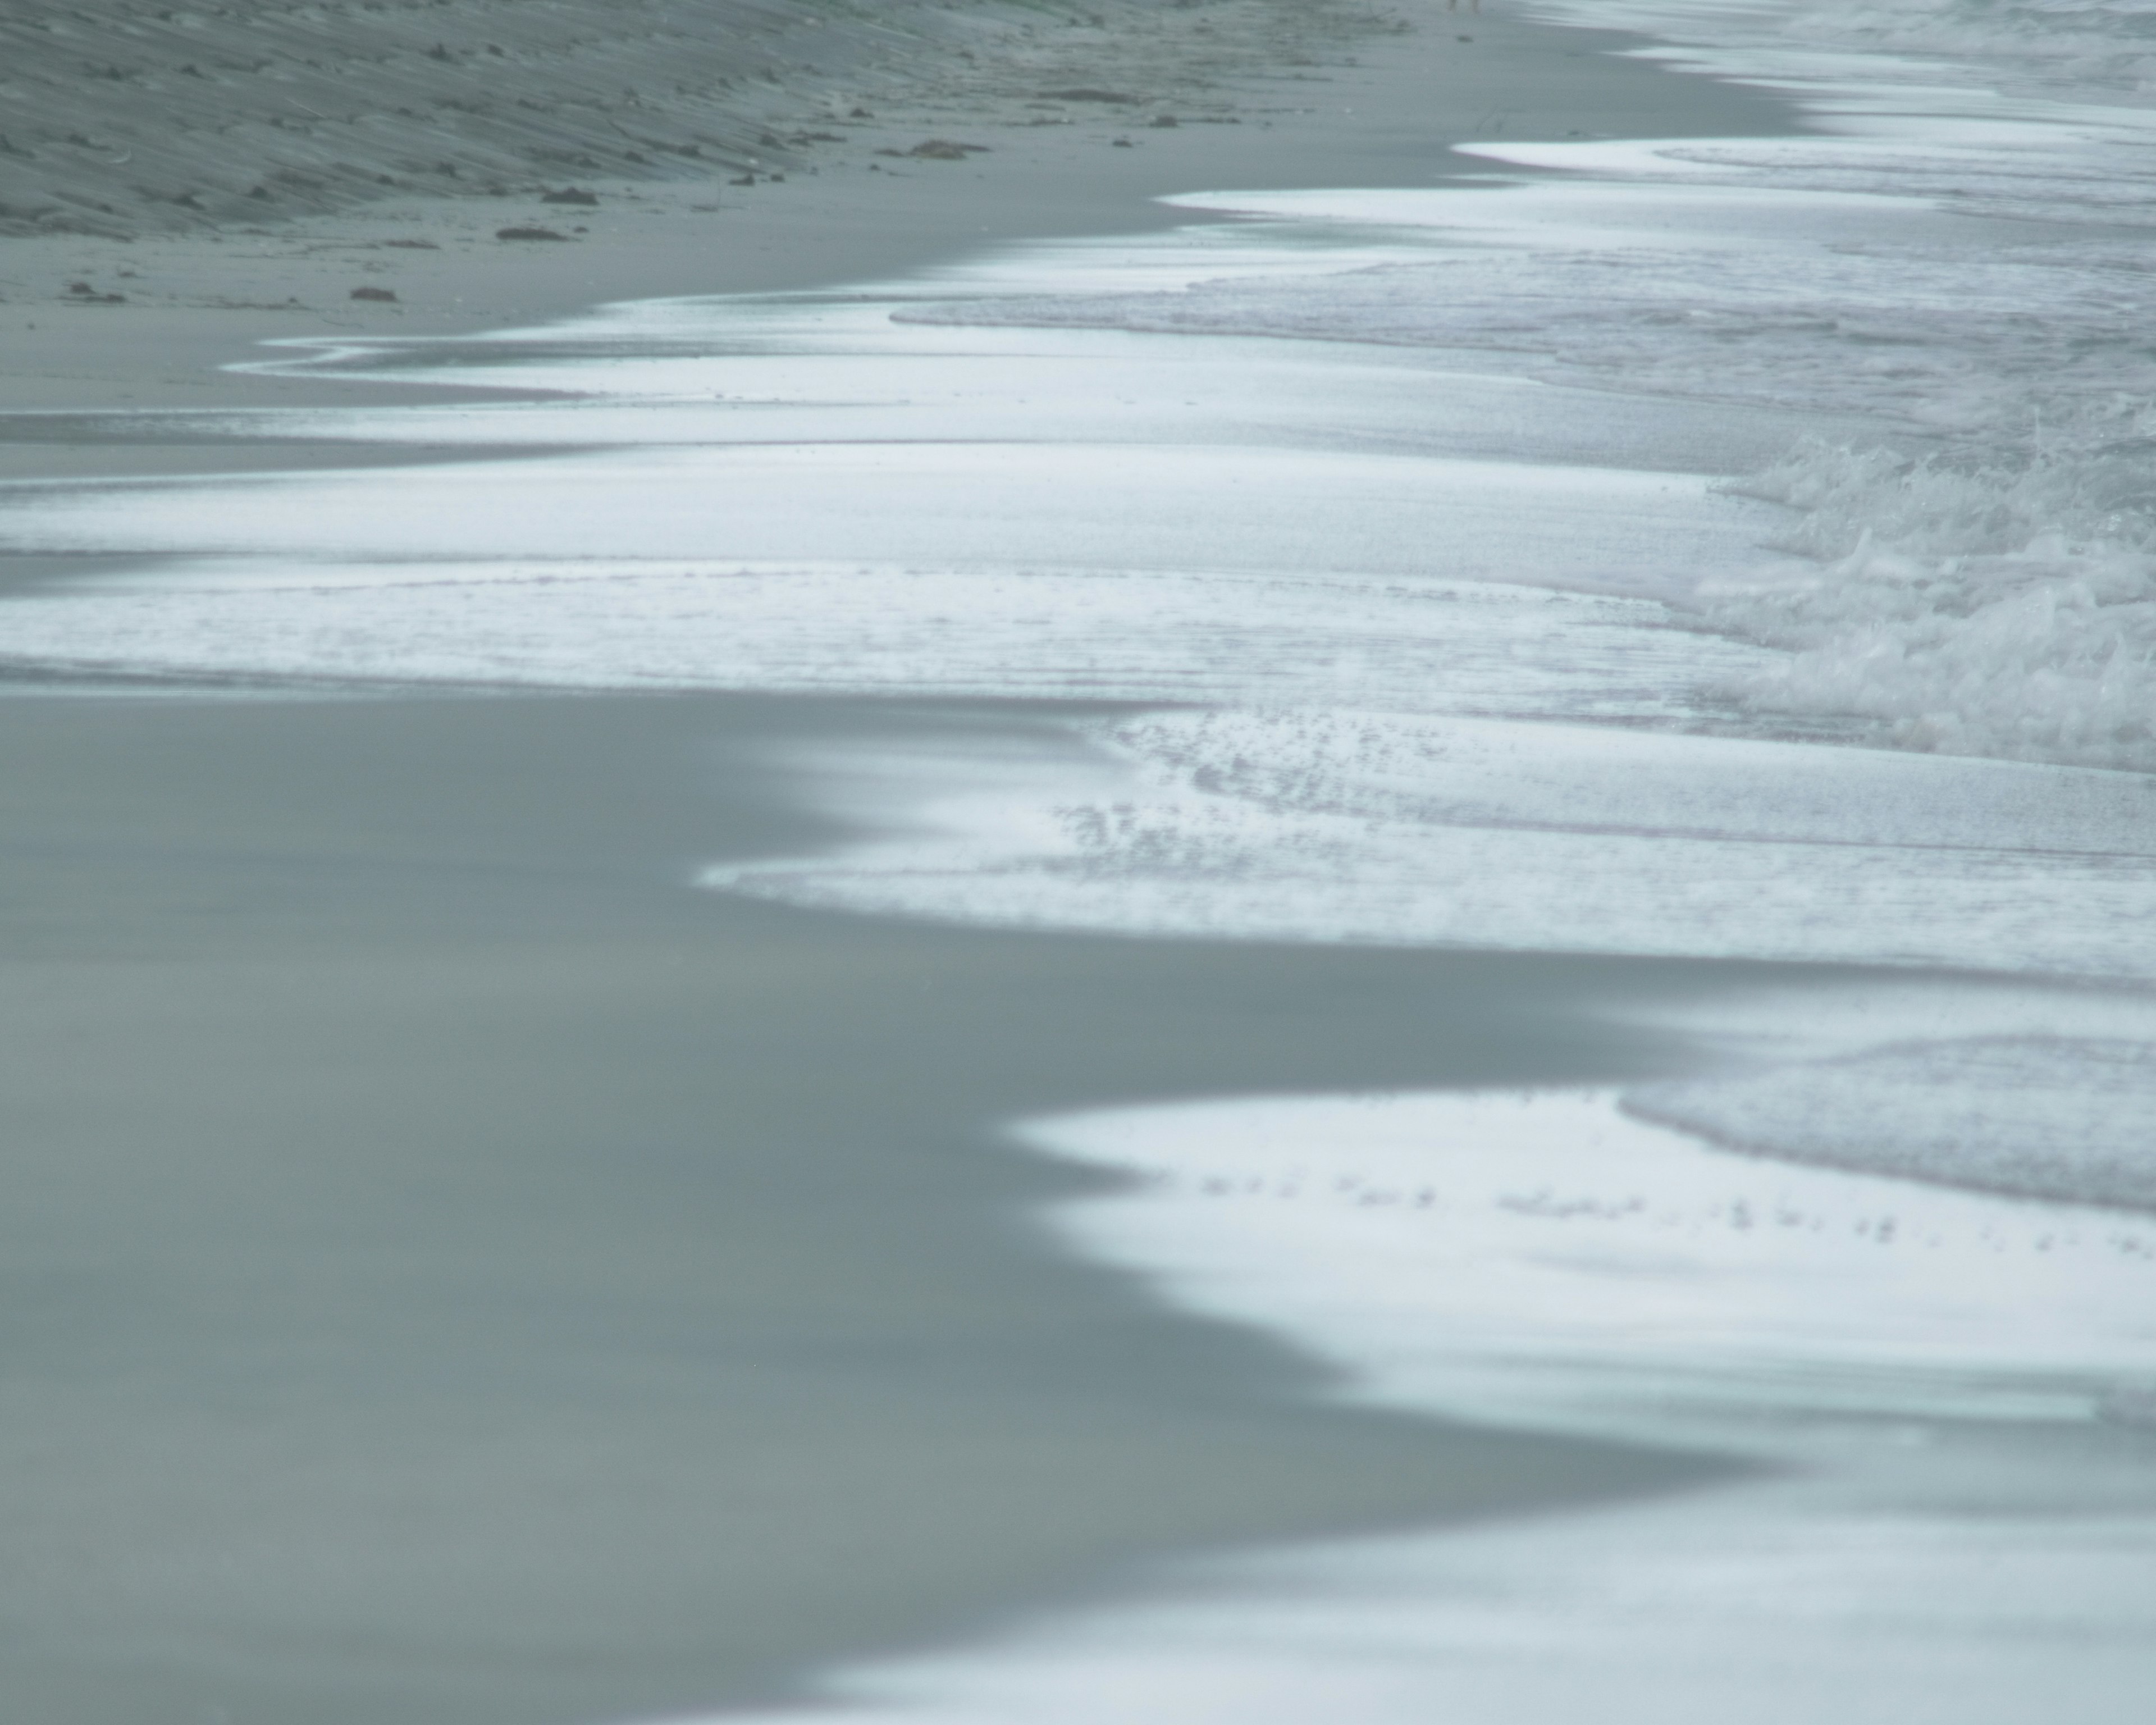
899 234 2156 436
1024 1087 2156 1431
1630 1036 2156 1210
1519 3 2156 767
668 1061 2156 1725
1702 434 2156 769
0 559 1770 714
881 3 2156 776
711 708 2156 983
897 230 2156 768
676 1052 2156 1725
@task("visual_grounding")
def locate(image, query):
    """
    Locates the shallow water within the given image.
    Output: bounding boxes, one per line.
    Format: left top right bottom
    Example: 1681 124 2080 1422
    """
4 2 2154 1718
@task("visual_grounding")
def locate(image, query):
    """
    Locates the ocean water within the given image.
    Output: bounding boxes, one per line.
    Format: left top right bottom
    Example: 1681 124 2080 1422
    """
1517 0 2156 773
4 1 2155 1718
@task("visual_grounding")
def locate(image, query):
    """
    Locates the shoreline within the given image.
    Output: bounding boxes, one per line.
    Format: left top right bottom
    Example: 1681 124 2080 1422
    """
1 687 1781 1725
0 4 1799 433
0 8 1829 1724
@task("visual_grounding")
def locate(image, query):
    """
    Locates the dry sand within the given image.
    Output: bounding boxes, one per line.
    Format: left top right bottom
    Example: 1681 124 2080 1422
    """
0 8 1801 1724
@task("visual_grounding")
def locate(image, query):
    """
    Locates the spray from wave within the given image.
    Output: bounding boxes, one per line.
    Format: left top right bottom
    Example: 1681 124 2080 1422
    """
1701 420 2156 770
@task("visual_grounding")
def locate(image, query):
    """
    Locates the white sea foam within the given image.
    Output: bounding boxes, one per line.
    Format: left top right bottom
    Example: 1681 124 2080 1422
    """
0 554 1767 711
7 11 2156 1715
866 1 2156 772
0 290 1782 693
693 12 2156 1709
900 218 2156 764
0 0 2142 1276
712 706 2156 981
47 0 2156 776
1631 1034 2156 1209
1701 437 2156 766
685 1083 2156 1725
1020 1086 2156 1432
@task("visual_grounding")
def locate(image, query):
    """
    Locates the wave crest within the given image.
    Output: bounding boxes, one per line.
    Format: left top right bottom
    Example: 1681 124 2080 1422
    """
1705 433 2156 769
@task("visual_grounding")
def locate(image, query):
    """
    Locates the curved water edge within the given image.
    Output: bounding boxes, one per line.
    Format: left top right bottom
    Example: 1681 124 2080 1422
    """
3 2 2154 1719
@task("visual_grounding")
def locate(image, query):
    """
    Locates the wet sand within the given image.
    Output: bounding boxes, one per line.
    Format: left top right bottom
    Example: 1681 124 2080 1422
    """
0 692 1785 1725
0 9 1806 1724
1 6 1788 423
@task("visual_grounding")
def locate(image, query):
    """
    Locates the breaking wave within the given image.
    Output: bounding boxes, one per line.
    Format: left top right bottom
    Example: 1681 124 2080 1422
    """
896 0 2156 771
1702 428 2156 769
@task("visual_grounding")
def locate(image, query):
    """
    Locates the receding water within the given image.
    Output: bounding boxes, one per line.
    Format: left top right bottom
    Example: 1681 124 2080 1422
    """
4 3 2155 1720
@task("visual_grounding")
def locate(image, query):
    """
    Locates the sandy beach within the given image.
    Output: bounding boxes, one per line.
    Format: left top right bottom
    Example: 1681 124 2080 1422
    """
26 6 2130 1725
1 686 1782 1725
0 7 1806 1721
1 2 1782 423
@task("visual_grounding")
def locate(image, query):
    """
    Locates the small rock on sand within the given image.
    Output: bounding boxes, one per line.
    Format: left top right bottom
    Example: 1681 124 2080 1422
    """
350 286 398 302
496 226 570 241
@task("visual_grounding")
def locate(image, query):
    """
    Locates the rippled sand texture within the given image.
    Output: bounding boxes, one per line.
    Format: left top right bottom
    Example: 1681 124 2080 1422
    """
0 0 1342 236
